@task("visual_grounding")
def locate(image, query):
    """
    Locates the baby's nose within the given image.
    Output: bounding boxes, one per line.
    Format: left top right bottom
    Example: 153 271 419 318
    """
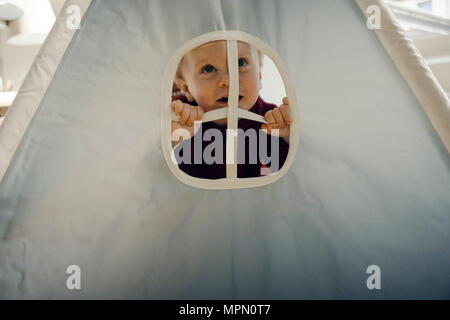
218 73 229 87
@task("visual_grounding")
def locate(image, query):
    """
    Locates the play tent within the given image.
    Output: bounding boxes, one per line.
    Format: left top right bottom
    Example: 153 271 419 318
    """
0 0 449 299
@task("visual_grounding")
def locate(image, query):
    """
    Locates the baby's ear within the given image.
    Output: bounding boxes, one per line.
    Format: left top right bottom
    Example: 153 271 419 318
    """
174 77 195 102
258 71 263 90
174 77 186 93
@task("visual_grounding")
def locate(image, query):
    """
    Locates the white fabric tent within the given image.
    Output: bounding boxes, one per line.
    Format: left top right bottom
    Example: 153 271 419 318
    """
0 0 449 299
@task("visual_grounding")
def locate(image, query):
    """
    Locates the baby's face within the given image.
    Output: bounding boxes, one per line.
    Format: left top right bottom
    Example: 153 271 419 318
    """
177 41 262 115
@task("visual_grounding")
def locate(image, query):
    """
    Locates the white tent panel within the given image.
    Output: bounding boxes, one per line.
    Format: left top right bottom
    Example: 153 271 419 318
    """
0 0 449 299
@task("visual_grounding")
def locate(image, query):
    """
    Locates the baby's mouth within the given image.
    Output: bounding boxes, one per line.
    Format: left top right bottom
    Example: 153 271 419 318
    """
218 96 243 103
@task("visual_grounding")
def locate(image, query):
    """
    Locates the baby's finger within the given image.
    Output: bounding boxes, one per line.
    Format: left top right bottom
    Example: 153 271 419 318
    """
264 110 276 124
261 123 280 136
273 108 286 128
179 103 190 125
261 123 269 133
196 106 205 121
186 106 197 126
282 97 289 105
279 104 292 125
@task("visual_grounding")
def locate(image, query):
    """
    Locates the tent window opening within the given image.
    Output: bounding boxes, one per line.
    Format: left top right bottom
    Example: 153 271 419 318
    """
161 31 300 189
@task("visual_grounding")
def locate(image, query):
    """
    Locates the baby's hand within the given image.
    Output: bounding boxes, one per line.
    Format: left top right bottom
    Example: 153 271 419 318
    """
172 100 204 127
261 97 291 144
171 100 204 146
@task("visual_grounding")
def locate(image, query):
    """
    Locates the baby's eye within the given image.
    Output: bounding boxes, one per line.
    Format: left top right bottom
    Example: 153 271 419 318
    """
202 65 217 74
238 58 248 67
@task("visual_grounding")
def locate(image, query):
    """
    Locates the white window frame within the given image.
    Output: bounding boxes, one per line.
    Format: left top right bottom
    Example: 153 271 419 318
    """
160 30 300 190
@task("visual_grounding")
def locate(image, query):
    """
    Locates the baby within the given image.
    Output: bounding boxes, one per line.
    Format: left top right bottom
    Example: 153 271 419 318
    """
171 40 292 179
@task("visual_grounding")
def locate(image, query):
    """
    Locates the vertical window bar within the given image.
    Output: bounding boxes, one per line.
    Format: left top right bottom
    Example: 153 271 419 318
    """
226 40 239 178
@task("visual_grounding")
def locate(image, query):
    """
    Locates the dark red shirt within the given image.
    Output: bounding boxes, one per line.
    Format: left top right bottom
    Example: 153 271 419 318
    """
173 96 289 179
